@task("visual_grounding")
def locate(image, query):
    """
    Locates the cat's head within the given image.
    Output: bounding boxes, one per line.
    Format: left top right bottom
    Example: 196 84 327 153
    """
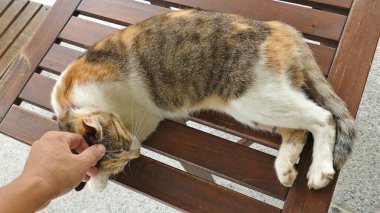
57 108 140 175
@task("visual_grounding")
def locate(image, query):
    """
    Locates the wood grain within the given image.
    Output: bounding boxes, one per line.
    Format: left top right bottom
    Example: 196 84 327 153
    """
18 71 287 199
59 15 334 75
0 105 281 213
144 120 288 200
327 0 380 117
0 0 13 15
77 0 170 26
39 44 82 74
191 111 282 149
0 0 28 36
0 0 82 122
159 0 346 41
0 2 41 56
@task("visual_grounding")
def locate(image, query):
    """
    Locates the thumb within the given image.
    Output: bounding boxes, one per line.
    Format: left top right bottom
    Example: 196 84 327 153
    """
77 144 106 169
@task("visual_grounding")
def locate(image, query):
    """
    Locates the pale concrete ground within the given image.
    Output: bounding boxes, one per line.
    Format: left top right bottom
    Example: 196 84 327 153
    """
0 0 379 212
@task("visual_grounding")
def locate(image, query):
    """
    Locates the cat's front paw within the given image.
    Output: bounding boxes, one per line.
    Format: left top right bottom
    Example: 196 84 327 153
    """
275 160 298 187
307 162 335 189
87 174 109 192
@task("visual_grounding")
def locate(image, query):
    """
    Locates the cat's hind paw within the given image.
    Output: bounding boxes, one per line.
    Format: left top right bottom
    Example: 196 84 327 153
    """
307 162 335 189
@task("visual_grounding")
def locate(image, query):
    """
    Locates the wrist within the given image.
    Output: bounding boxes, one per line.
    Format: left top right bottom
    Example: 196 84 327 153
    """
15 174 56 210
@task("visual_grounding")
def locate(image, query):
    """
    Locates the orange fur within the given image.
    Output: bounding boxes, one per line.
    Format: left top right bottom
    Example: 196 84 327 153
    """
54 57 121 109
261 21 298 72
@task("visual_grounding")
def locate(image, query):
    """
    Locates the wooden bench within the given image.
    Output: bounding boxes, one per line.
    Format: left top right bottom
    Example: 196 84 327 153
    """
0 0 49 78
0 0 379 212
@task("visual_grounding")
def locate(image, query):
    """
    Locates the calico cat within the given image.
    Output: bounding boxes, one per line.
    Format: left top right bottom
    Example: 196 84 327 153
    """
51 9 356 192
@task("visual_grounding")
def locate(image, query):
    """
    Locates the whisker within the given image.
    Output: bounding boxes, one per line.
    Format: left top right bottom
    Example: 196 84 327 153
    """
135 110 147 139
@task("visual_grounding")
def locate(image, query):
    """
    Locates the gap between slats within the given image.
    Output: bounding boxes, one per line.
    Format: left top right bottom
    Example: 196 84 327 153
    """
118 0 346 41
39 43 283 149
58 16 335 75
0 105 281 213
18 71 288 199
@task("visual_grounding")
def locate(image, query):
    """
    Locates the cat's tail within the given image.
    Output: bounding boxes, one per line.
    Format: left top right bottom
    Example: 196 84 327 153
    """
301 50 356 170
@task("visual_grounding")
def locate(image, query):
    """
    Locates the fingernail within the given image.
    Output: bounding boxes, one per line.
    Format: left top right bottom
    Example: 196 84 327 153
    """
96 144 106 154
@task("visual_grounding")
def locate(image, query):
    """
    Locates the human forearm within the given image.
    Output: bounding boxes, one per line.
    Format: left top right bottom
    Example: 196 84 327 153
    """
0 175 54 213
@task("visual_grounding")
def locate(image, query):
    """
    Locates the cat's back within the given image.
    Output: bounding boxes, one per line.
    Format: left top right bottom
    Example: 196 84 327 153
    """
127 10 272 110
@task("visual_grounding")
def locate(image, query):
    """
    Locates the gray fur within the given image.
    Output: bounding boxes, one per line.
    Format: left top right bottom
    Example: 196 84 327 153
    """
128 10 271 110
301 46 356 169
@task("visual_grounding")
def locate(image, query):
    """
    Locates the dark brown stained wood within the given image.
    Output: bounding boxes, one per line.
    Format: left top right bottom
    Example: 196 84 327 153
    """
0 5 49 78
59 16 117 48
59 15 333 75
77 0 170 26
282 138 338 213
0 0 82 122
17 72 287 199
0 2 41 56
160 0 346 41
309 44 335 75
0 105 281 213
39 44 82 74
19 73 55 110
327 0 380 117
192 112 282 149
0 105 57 144
115 155 281 213
0 0 28 36
144 120 288 200
0 0 13 15
306 0 352 9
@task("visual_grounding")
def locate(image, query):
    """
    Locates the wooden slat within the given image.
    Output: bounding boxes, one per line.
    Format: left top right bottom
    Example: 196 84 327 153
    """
39 44 82 74
59 16 117 48
0 105 281 213
144 120 287 200
192 112 282 149
115 155 281 213
0 5 49 78
158 0 346 41
282 138 339 212
19 73 55 110
305 0 352 9
0 0 13 15
38 45 282 150
0 1 41 56
284 1 380 212
0 0 28 36
0 105 57 144
18 70 287 199
77 0 170 26
59 15 334 75
327 0 380 117
0 0 82 122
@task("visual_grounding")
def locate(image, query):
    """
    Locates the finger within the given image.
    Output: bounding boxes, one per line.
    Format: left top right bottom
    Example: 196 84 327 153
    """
77 144 106 169
63 132 89 152
86 166 98 177
82 175 90 182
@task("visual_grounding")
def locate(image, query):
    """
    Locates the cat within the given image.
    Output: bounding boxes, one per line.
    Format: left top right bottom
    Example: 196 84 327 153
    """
51 9 356 192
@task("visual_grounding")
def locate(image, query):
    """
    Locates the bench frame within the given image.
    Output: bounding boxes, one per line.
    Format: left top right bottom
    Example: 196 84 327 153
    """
0 0 379 212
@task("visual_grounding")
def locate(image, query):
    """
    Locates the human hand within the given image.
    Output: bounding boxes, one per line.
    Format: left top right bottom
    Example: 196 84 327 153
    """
21 131 106 198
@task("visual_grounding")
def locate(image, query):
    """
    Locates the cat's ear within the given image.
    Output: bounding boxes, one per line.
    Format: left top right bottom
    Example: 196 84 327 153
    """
81 116 103 144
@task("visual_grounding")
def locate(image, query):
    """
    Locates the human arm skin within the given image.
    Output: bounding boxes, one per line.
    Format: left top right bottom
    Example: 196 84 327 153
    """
0 131 106 213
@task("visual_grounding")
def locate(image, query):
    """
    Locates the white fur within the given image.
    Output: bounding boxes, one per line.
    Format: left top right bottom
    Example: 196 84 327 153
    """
87 174 109 192
52 59 336 190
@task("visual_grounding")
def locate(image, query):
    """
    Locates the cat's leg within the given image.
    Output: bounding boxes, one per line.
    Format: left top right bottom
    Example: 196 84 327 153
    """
87 174 109 192
226 87 336 189
274 128 308 187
